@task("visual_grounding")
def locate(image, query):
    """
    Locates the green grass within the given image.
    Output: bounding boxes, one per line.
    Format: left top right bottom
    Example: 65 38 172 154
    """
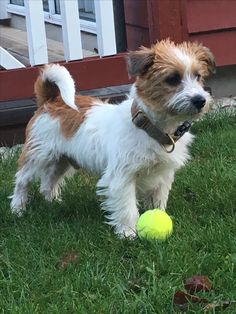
0 112 236 313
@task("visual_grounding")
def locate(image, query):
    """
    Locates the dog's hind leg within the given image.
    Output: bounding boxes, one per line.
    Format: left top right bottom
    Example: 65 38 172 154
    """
39 156 75 202
10 155 37 215
150 171 175 210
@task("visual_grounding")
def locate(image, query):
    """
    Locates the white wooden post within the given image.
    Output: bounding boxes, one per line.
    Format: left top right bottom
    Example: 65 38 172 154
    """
0 47 25 69
60 0 83 61
94 0 117 57
24 0 48 66
0 0 10 20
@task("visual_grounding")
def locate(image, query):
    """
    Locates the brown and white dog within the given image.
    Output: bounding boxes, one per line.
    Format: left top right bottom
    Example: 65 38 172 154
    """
10 40 215 237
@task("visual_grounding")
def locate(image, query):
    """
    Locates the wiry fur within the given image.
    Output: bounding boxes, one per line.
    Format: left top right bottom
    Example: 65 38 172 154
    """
10 40 215 237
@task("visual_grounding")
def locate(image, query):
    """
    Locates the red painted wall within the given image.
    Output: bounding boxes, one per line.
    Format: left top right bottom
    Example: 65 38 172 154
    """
124 0 150 50
125 0 236 66
0 54 130 102
185 0 236 66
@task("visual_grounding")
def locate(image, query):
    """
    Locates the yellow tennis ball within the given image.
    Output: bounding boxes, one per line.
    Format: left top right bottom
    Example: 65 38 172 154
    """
137 209 173 240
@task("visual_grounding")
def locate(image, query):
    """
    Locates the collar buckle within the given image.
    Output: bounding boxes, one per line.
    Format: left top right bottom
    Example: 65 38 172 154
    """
174 120 192 138
161 134 175 153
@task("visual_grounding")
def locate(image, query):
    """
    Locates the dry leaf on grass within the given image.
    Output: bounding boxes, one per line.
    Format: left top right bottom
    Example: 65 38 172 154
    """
173 290 208 308
56 251 79 269
184 275 212 293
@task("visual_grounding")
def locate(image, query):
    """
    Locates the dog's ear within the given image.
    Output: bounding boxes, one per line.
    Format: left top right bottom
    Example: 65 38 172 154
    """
125 46 155 77
199 46 216 74
193 44 216 75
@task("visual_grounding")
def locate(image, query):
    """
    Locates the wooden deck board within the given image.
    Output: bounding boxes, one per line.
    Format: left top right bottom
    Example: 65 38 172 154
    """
0 25 97 66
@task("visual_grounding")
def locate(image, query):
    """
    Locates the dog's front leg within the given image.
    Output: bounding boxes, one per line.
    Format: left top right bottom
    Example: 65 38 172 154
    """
97 174 139 238
151 171 175 210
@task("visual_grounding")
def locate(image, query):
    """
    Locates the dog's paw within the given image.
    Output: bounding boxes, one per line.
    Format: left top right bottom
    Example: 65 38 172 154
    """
10 205 25 216
116 226 137 239
9 196 25 216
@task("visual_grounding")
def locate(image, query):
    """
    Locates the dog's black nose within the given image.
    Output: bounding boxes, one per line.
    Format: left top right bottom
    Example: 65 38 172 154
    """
191 95 206 109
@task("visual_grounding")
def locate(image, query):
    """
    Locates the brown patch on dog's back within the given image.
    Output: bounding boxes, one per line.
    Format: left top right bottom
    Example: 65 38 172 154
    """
45 95 100 138
18 95 100 168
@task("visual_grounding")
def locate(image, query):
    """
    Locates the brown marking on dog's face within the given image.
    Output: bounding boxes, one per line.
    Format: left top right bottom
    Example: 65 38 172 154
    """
126 40 215 117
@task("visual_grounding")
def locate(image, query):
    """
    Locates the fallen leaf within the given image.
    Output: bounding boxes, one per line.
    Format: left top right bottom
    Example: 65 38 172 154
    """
184 275 212 293
56 251 79 269
173 290 208 308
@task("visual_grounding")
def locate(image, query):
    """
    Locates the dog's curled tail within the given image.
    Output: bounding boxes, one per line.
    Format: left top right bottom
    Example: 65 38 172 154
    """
34 64 78 110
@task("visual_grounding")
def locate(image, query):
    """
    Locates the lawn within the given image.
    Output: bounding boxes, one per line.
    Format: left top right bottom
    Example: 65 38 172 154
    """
0 111 235 313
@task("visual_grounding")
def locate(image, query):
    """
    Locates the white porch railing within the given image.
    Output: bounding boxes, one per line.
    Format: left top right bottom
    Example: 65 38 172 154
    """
0 46 25 69
0 0 117 69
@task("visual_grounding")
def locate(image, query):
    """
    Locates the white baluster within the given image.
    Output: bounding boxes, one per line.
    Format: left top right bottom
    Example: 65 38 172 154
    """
24 0 48 66
60 0 83 61
94 0 117 57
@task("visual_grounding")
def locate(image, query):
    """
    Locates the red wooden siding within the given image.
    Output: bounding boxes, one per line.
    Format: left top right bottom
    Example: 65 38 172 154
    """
0 54 131 102
126 0 236 66
186 0 236 33
124 0 150 50
190 31 236 67
147 0 186 44
185 0 236 66
124 0 188 50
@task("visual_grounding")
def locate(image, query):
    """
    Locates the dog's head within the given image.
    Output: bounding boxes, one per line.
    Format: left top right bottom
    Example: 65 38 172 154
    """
126 40 215 120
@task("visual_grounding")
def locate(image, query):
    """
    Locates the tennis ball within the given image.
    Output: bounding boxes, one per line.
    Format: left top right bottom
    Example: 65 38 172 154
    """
136 209 173 240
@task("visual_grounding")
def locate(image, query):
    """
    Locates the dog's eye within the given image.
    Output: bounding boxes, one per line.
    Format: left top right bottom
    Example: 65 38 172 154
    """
165 73 181 86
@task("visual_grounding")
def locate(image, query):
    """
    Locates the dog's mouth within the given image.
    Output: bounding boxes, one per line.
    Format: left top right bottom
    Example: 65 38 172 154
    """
167 103 202 117
167 95 211 118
